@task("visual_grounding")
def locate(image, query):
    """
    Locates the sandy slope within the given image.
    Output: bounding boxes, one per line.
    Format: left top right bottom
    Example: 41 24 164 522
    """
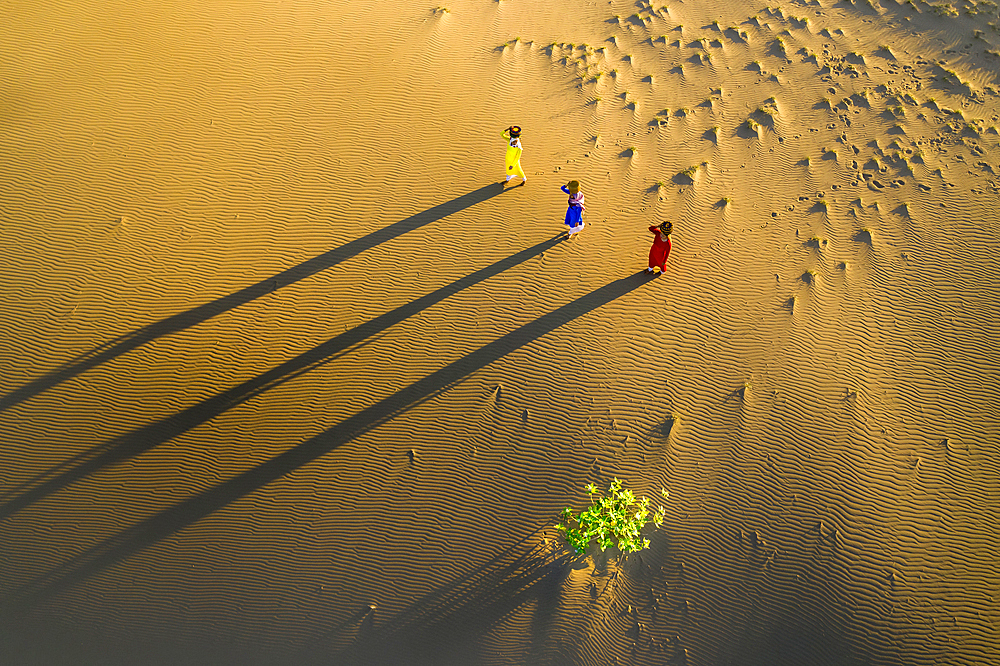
1 0 999 664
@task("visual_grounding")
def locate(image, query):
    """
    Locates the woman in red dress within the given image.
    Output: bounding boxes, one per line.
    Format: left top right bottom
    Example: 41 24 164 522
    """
646 220 672 273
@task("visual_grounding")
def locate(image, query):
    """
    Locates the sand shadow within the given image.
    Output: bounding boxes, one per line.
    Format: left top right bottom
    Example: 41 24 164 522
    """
749 108 776 130
5 272 654 610
724 385 749 402
0 235 566 520
852 229 873 245
0 184 511 413
724 28 747 43
767 39 787 59
657 415 677 439
332 535 574 664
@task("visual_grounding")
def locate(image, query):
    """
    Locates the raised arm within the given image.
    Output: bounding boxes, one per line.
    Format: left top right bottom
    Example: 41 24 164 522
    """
561 185 571 195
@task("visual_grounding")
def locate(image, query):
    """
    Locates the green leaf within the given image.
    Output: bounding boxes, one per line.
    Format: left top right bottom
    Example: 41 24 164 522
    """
557 481 669 557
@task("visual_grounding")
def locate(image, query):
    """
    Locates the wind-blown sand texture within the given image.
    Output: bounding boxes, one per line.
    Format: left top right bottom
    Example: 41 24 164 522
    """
2 0 999 664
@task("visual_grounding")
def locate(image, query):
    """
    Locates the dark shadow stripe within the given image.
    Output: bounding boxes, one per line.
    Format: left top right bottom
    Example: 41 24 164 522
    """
1 183 509 412
7 271 652 609
0 233 562 518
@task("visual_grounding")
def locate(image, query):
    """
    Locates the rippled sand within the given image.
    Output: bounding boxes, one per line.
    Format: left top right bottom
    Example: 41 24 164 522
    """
2 0 998 664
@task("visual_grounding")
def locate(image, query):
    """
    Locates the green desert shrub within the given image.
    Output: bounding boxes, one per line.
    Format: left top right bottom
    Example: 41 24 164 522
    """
557 479 666 554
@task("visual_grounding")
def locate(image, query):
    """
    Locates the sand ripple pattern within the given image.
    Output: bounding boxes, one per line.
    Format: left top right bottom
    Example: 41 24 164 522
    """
2 0 1000 664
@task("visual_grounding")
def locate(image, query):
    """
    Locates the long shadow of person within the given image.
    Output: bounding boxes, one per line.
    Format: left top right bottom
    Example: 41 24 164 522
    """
0 235 565 519
0 183 510 412
6 271 657 612
0 234 564 519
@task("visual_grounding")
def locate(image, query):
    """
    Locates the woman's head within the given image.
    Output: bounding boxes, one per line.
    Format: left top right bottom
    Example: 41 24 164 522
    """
659 220 673 234
509 126 522 138
568 180 580 193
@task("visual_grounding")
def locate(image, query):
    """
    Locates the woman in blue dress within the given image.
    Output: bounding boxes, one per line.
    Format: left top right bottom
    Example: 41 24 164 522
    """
561 180 586 236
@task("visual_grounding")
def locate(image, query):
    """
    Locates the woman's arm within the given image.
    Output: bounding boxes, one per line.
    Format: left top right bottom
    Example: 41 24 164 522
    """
561 185 570 194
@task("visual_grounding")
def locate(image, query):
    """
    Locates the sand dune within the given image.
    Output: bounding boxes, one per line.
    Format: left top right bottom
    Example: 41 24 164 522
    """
1 0 998 664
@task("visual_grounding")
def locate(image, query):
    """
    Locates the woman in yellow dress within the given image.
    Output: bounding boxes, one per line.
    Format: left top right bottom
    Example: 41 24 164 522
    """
501 126 526 185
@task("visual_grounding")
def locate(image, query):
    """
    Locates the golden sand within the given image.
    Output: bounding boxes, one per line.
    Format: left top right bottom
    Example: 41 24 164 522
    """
2 0 998 663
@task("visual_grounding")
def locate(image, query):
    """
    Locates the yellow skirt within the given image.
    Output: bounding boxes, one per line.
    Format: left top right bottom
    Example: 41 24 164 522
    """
505 145 524 179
